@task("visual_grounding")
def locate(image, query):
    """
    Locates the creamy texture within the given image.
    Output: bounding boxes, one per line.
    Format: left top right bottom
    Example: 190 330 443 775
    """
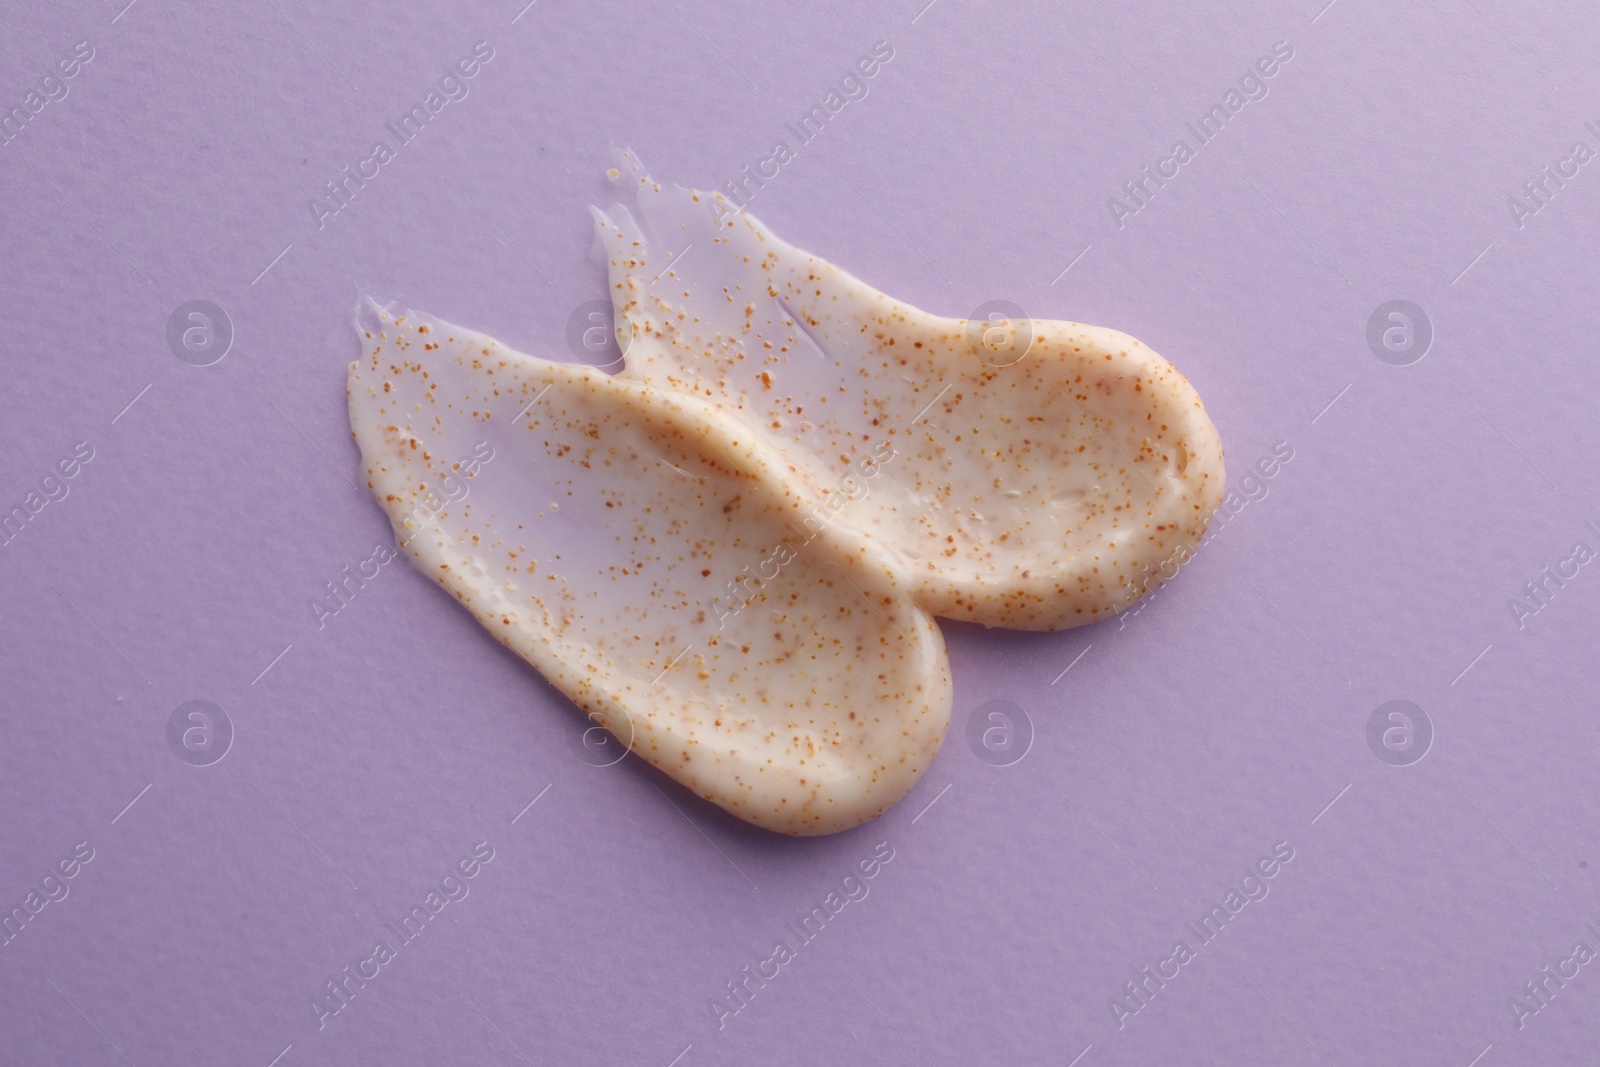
347 299 950 836
593 149 1225 630
348 155 1226 835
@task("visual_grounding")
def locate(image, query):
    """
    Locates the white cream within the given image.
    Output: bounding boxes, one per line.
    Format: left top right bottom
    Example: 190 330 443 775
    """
347 299 950 836
592 149 1225 630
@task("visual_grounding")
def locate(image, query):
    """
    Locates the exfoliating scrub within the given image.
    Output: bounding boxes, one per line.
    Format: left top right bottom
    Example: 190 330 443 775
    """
347 154 1223 834
593 149 1225 630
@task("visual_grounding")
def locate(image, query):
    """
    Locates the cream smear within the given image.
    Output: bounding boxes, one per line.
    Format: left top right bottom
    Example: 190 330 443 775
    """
592 149 1224 630
348 153 1223 835
348 300 950 836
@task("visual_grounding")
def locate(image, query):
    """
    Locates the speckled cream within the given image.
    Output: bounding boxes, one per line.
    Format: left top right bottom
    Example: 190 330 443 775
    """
347 298 951 836
593 149 1225 630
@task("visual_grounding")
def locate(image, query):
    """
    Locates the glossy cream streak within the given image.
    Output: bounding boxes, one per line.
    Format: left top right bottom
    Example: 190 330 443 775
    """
348 153 1224 835
593 149 1225 630
348 299 950 835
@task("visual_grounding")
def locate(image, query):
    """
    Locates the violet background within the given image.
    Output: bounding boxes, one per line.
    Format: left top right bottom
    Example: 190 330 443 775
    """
2 0 1598 1063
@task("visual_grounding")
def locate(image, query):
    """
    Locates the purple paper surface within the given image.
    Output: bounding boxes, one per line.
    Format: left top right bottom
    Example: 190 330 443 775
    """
3 1 1598 1063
